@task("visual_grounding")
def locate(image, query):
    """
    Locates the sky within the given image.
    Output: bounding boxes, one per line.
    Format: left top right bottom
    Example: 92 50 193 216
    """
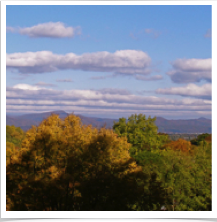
6 4 212 119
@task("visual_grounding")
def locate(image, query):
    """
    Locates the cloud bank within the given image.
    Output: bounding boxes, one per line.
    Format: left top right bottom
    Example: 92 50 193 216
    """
167 58 212 83
7 22 81 38
156 83 211 100
6 50 152 75
7 84 211 118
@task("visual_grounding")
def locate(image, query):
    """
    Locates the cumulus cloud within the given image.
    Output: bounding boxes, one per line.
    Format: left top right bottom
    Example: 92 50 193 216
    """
204 29 211 38
10 22 81 38
56 79 73 82
167 58 212 83
13 83 43 91
6 50 152 75
6 84 211 118
156 83 212 100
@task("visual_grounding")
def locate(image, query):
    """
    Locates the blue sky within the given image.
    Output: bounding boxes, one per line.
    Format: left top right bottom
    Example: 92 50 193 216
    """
6 5 212 119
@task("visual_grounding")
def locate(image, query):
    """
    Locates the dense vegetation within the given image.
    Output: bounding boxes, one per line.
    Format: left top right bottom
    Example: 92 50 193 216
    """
6 125 25 148
6 114 211 211
190 133 212 145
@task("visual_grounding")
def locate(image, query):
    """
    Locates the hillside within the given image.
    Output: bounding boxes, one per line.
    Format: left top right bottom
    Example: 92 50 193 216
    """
6 111 211 134
6 116 39 131
156 117 212 134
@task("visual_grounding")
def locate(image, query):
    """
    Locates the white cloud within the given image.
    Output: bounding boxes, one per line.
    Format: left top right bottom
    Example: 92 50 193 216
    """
97 88 131 95
6 50 152 75
6 84 211 118
13 83 43 91
156 83 212 100
17 22 81 38
6 105 211 120
172 58 211 72
167 58 211 83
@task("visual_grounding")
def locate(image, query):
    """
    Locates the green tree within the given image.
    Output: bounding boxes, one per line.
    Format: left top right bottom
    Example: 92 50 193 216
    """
190 133 211 146
132 146 211 211
113 114 169 156
113 114 211 211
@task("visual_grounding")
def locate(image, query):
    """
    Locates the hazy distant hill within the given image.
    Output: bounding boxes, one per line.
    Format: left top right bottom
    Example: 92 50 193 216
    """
77 115 116 129
6 110 211 134
19 110 69 122
6 116 39 131
6 111 117 131
155 117 212 134
6 111 68 131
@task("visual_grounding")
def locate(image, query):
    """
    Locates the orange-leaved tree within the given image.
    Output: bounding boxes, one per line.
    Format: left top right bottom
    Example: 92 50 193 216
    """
163 138 192 153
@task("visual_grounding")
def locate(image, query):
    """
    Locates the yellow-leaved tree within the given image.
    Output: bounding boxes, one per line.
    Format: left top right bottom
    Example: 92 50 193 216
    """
6 114 143 211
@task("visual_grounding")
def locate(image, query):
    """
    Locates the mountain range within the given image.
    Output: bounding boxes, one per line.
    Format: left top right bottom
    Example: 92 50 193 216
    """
6 110 212 134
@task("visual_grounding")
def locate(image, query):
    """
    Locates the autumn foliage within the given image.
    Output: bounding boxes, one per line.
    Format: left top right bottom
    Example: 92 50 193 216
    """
6 114 143 211
6 113 212 211
6 125 25 148
163 138 192 153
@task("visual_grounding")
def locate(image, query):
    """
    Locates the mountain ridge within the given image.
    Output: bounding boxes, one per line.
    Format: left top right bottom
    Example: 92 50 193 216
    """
6 110 211 134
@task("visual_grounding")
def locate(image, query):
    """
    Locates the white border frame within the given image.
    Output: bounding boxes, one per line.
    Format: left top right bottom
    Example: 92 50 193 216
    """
1 0 217 218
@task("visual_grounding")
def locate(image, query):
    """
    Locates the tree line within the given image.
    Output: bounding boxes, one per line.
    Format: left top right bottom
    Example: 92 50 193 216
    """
6 114 211 211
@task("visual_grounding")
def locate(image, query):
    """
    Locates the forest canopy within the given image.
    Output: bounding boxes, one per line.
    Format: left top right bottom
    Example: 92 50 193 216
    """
6 114 212 211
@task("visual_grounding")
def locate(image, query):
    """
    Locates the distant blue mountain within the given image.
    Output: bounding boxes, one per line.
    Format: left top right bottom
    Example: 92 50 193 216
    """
6 110 211 134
